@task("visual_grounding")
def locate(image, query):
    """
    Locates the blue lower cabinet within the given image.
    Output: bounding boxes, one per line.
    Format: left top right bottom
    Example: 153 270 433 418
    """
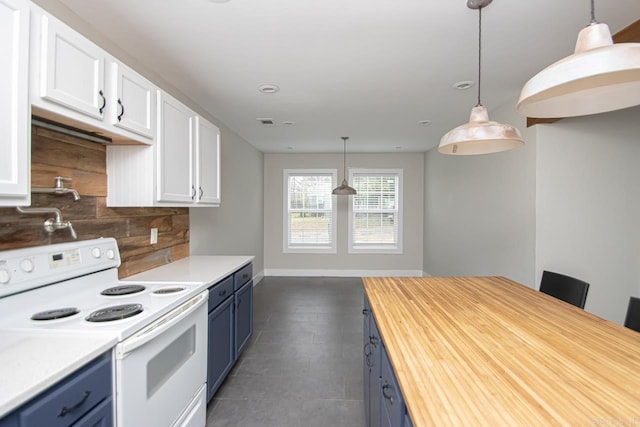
207 295 234 402
234 280 253 357
365 296 413 427
0 352 112 427
381 347 405 427
364 295 383 427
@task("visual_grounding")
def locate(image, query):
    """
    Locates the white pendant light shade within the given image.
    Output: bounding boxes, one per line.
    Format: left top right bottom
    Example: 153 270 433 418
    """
438 105 524 155
517 22 640 118
439 0 524 156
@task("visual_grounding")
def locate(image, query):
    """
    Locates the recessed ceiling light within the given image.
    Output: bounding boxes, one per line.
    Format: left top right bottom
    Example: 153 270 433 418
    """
453 80 475 90
282 121 295 126
418 119 432 125
258 84 280 94
208 0 231 3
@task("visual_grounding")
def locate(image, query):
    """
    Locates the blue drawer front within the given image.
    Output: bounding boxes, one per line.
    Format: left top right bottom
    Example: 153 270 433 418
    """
19 353 112 427
208 275 234 311
233 263 252 291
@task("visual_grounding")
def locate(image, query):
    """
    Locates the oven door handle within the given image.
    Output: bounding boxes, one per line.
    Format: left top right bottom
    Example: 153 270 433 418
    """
116 291 208 358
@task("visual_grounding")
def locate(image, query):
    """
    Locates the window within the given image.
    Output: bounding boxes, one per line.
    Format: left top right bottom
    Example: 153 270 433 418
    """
283 169 337 253
349 169 402 254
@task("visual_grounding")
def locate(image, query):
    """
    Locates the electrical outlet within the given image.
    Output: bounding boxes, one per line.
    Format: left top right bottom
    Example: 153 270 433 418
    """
150 228 158 245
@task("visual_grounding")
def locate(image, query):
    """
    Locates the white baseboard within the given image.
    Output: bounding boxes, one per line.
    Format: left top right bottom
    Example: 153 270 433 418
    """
252 270 265 285
263 269 424 277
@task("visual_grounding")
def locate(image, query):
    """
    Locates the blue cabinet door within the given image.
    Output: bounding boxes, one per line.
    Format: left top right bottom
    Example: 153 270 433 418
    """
234 280 253 357
363 296 372 426
207 296 234 402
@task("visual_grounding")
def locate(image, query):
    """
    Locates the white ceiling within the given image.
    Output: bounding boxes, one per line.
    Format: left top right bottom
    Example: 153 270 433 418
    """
56 0 640 153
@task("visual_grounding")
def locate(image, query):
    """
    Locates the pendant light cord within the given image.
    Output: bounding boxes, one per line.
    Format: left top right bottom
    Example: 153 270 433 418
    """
476 6 482 107
590 0 597 24
342 137 348 180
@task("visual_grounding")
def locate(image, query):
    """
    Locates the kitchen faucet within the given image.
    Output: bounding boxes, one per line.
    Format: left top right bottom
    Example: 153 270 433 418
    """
32 176 81 200
15 176 81 239
15 206 78 239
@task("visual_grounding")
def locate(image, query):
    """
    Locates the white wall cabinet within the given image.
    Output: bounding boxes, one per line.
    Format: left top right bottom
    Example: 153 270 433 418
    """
107 91 220 207
39 14 106 120
111 61 155 139
30 6 155 145
194 117 221 205
0 0 30 207
157 91 195 203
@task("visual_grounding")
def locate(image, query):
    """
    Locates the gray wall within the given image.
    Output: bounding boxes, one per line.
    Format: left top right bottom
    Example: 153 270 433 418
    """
264 152 424 276
190 129 264 278
424 101 640 323
423 103 536 286
535 106 640 323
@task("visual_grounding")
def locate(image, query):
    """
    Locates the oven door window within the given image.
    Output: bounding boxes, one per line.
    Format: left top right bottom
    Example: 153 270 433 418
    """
147 325 195 398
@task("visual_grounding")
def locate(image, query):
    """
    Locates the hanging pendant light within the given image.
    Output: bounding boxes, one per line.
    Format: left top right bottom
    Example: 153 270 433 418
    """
517 0 640 118
332 136 357 195
439 0 524 155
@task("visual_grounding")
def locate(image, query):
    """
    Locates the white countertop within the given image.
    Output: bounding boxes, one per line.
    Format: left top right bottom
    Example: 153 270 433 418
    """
122 255 254 286
0 330 116 416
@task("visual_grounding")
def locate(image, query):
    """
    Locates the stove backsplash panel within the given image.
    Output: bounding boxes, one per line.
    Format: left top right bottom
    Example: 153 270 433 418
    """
0 125 189 278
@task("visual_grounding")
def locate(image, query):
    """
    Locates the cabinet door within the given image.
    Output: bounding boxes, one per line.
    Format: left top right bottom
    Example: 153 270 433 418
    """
111 61 154 140
381 347 405 427
0 0 29 206
40 15 106 120
194 117 220 205
207 296 234 402
234 280 253 357
157 91 195 203
369 314 383 427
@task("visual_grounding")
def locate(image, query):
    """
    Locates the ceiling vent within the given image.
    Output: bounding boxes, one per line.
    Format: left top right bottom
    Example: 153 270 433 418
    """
256 118 275 126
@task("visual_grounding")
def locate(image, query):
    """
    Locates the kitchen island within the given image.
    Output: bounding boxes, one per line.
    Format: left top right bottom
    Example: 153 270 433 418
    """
363 276 640 426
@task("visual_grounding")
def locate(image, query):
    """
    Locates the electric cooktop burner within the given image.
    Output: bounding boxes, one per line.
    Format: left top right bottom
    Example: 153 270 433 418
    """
31 307 80 321
100 285 146 296
153 286 187 295
86 304 144 322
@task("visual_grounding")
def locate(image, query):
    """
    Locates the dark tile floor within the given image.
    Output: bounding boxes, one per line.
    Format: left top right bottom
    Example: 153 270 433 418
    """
205 276 366 427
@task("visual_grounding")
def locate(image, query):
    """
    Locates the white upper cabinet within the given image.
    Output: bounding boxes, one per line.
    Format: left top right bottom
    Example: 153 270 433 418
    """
0 0 30 206
111 61 155 139
194 117 221 205
157 91 195 203
39 14 106 120
29 6 154 144
106 91 220 207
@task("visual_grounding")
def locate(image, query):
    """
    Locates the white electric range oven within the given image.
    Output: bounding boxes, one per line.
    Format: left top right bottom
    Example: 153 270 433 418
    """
0 238 208 427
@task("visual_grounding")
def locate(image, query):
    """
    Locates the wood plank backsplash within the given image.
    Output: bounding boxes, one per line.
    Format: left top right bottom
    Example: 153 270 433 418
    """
0 125 189 278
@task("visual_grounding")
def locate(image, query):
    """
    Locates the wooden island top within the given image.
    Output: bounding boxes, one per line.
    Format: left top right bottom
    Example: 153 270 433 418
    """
362 276 640 426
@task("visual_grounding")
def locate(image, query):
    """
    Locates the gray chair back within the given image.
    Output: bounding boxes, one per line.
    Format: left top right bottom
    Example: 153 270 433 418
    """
624 297 640 333
539 270 589 309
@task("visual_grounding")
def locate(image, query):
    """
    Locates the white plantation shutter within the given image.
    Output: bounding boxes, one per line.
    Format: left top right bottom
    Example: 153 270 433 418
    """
283 169 337 253
349 169 402 254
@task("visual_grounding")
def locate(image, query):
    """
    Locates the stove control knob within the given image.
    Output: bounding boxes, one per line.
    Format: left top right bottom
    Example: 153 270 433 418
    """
106 249 115 260
91 247 102 258
0 269 10 285
19 258 34 273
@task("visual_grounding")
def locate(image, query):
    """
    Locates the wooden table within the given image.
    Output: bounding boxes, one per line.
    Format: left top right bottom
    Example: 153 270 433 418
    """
363 276 640 426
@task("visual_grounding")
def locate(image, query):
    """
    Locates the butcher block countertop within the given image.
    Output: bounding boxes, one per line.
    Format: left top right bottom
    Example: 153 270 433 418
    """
362 276 640 426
